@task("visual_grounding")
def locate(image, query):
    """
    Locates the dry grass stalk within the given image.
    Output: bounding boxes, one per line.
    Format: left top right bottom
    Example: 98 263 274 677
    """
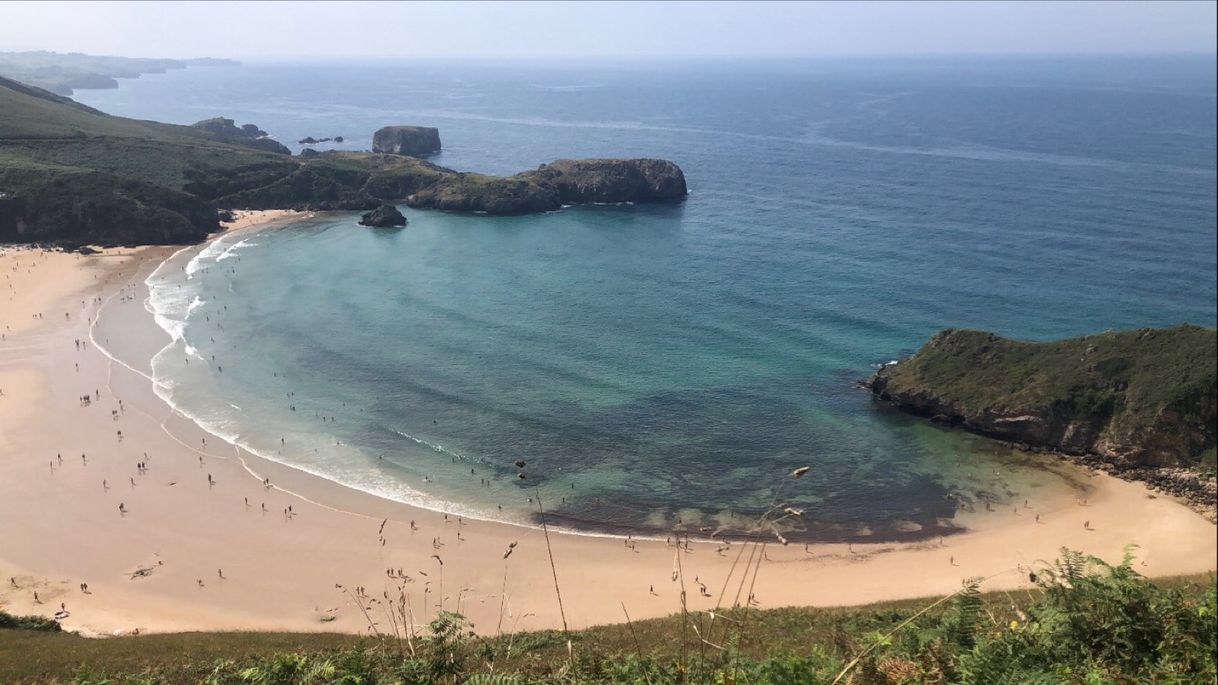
535 492 569 633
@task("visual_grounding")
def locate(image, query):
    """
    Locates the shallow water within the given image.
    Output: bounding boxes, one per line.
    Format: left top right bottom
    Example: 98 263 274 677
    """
79 56 1217 540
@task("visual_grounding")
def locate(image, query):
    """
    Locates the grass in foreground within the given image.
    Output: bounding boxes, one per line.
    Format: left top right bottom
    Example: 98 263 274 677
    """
1 550 1214 684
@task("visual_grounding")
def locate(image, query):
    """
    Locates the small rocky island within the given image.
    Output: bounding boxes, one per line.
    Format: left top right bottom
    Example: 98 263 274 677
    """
866 325 1217 514
358 203 407 227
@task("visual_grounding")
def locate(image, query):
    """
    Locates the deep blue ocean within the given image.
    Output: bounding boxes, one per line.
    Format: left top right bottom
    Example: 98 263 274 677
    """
77 57 1217 541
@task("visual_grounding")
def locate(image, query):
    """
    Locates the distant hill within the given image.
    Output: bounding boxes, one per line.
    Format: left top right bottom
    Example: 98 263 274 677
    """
0 50 239 95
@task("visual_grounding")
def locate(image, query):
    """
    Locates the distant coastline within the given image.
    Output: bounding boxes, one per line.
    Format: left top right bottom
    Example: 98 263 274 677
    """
0 50 238 95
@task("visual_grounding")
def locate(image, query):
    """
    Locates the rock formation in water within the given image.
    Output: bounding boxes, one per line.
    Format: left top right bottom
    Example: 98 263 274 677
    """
358 203 407 227
865 325 1217 512
372 126 442 157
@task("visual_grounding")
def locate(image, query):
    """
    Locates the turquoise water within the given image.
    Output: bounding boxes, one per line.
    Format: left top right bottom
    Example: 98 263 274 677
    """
80 57 1217 540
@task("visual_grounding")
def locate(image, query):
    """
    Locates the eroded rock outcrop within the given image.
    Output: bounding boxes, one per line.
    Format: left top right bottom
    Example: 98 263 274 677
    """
358 203 407 227
534 158 688 204
373 126 442 157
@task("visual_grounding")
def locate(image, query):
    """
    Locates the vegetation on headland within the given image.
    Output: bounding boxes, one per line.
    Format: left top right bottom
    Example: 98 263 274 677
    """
1 552 1214 684
0 75 685 248
868 325 1218 511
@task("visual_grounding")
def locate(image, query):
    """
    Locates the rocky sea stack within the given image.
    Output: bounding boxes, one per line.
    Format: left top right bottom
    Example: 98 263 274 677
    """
866 325 1217 512
372 126 442 157
358 203 407 227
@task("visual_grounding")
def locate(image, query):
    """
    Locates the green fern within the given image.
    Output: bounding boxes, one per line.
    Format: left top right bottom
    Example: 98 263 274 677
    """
945 578 984 649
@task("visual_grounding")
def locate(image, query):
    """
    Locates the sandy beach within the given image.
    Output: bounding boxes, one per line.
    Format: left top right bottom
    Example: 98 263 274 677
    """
1 211 1214 638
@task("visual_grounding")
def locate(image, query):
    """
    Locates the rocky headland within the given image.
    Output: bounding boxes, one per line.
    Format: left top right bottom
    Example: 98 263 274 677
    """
403 158 688 214
0 75 687 247
865 325 1218 517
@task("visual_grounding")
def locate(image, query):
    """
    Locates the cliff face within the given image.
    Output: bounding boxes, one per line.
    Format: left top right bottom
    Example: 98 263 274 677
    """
867 326 1217 472
372 126 442 157
534 159 688 204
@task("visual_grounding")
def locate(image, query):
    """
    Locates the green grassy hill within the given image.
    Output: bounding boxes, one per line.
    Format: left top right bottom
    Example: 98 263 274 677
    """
869 325 1217 474
0 75 291 245
0 76 456 246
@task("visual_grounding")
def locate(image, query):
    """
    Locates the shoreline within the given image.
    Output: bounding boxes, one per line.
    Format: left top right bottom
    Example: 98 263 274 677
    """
1 215 1215 638
137 220 981 547
863 366 1218 523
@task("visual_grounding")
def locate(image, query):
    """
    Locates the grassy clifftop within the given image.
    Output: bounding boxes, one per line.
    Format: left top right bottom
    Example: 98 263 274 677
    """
868 325 1217 474
0 74 290 245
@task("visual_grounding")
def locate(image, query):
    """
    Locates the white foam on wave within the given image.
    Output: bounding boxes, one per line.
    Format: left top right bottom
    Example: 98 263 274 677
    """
186 295 206 316
184 233 232 277
391 428 474 464
146 249 201 345
216 238 256 262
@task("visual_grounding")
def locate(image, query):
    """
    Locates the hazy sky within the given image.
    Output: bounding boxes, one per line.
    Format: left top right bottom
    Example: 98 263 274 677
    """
1 1 1214 60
